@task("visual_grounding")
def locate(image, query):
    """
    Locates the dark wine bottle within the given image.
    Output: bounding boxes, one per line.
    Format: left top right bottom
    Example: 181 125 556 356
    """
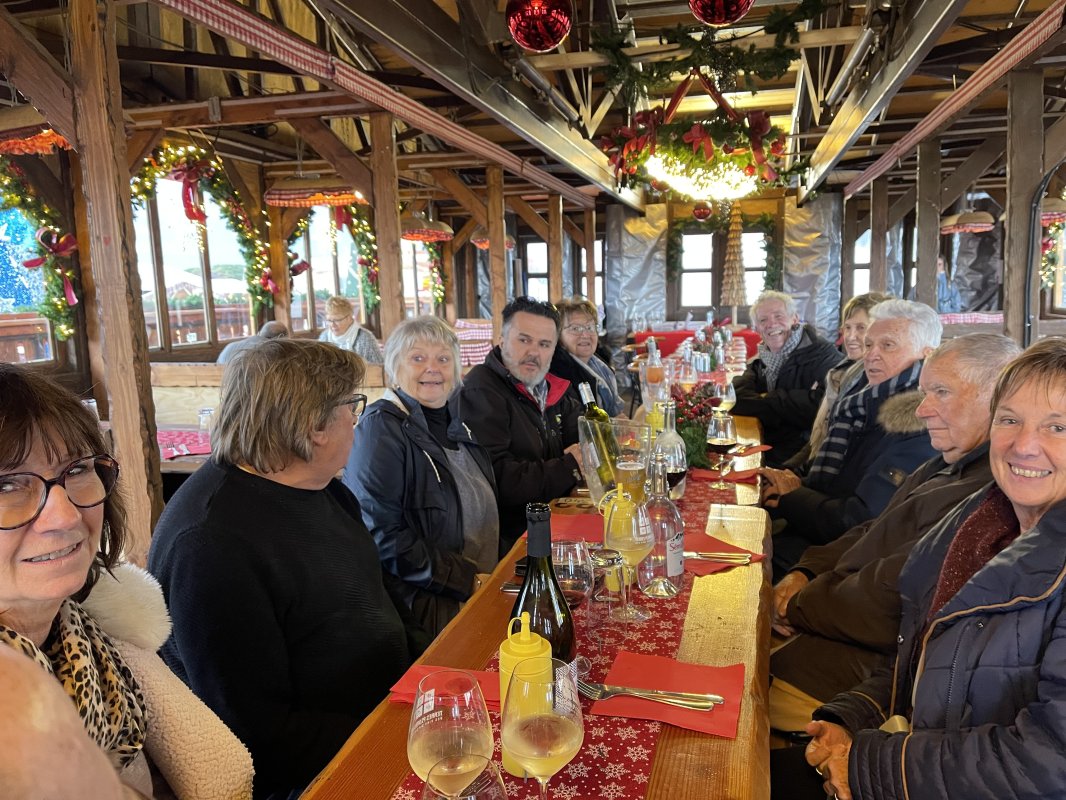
511 503 577 663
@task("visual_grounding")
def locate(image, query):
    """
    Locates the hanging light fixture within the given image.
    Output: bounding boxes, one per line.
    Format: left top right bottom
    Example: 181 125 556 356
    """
401 210 455 243
505 0 574 52
953 210 996 234
264 177 365 208
470 225 516 250
1042 196 1066 225
644 152 758 202
689 0 757 27
939 213 961 235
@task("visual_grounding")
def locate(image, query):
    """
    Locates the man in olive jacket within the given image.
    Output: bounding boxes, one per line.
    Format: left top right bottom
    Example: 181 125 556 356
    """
457 297 584 555
731 291 841 466
767 333 1021 732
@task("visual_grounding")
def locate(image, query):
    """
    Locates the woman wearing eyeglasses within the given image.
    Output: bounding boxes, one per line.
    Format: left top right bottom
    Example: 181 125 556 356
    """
556 298 625 416
318 295 384 364
344 316 498 637
149 339 428 799
0 364 252 799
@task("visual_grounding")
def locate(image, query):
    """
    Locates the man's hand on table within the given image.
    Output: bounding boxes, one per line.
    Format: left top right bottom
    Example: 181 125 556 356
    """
771 571 809 636
759 468 802 507
805 721 853 800
564 443 585 473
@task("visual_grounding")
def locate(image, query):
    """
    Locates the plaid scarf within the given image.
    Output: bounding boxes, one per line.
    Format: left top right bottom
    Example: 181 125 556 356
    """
758 324 804 390
807 359 923 489
0 599 147 769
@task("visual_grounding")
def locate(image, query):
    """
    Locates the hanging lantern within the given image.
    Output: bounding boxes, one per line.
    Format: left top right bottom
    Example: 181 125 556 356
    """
692 202 713 221
264 177 366 208
401 211 455 243
506 0 574 53
689 0 756 27
1042 196 1066 225
470 225 516 250
939 213 961 235
953 210 996 234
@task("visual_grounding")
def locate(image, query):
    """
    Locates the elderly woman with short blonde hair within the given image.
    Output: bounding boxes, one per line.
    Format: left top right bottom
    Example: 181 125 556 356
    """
318 295 383 363
344 316 499 636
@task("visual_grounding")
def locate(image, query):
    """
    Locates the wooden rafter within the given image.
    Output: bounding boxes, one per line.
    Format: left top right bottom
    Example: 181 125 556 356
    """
430 168 488 228
288 117 374 199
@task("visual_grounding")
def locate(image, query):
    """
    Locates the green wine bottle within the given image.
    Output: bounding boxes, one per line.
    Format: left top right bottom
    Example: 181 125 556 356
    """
578 382 619 492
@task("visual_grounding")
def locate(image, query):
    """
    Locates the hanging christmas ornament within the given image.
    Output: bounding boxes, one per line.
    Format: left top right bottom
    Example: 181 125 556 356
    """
692 202 713 221
689 0 756 27
506 0 574 53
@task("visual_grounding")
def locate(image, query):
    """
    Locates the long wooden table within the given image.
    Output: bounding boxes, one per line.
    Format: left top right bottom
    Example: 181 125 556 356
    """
302 502 772 799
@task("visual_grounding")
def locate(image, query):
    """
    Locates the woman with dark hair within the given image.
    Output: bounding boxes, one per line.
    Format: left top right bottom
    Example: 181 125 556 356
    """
0 364 252 799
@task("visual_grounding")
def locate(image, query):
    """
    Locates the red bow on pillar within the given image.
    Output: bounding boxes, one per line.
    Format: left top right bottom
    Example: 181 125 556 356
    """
23 229 79 306
168 160 215 223
334 206 352 228
259 268 279 295
745 110 777 182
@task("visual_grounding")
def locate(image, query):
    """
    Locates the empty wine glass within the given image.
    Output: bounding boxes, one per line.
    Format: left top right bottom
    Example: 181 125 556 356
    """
420 755 507 800
705 414 737 491
551 540 593 609
501 658 584 800
711 380 736 416
407 671 494 785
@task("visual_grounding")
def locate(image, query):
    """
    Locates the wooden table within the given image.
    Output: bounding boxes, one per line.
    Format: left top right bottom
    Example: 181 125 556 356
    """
301 504 772 800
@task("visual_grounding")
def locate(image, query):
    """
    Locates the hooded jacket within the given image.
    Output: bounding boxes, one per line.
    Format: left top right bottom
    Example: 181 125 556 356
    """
774 388 937 547
771 444 993 700
457 346 582 552
82 563 254 799
817 486 1066 800
344 388 497 636
732 324 842 465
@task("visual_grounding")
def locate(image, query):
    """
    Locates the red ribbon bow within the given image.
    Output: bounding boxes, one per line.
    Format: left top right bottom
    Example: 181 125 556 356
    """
23 229 79 306
168 160 214 223
682 123 715 161
259 268 279 295
745 111 777 181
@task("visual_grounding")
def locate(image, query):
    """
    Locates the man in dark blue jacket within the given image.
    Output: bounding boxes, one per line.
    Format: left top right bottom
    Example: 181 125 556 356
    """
457 296 584 554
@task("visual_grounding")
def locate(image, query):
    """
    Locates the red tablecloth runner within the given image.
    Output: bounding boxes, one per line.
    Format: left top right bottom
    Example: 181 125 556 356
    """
391 574 701 799
156 429 211 458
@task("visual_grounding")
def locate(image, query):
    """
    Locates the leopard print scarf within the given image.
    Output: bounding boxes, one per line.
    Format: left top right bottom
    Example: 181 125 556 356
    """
0 598 147 769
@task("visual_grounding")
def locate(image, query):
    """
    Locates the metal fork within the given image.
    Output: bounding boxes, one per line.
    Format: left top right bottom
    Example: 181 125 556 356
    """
683 551 752 565
577 678 722 710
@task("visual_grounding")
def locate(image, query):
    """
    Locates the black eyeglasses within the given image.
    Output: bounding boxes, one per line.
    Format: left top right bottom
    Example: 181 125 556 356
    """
340 394 367 421
0 455 120 530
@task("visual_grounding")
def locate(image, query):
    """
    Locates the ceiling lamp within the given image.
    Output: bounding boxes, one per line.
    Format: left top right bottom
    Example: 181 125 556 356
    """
401 210 455 243
939 213 961 235
264 177 365 208
689 0 756 27
470 226 516 250
1042 196 1066 225
953 210 996 234
506 0 574 52
644 152 758 202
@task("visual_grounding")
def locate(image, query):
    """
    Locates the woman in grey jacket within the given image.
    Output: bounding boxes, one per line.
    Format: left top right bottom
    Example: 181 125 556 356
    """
789 338 1066 800
345 316 498 637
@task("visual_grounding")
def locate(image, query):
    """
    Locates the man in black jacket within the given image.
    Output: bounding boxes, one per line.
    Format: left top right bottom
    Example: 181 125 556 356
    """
457 297 584 554
731 291 841 466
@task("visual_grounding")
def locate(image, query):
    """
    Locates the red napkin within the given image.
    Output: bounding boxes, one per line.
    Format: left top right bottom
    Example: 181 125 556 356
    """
688 467 759 484
388 665 501 712
547 513 604 543
159 442 211 459
589 651 744 739
682 532 764 576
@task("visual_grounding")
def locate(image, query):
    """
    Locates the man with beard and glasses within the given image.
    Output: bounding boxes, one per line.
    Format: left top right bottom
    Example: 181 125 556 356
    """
457 296 584 555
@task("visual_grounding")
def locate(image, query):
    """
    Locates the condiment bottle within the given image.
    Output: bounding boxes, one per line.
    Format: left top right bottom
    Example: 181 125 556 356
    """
498 612 551 777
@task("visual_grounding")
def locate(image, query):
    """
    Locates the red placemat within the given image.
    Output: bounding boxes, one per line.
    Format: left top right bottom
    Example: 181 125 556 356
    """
682 531 764 577
156 429 211 458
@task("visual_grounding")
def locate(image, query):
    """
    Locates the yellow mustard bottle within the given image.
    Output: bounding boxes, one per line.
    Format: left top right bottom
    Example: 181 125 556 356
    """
498 612 551 777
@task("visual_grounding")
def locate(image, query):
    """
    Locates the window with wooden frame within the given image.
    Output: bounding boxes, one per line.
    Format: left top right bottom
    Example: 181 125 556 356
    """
289 207 364 332
0 206 60 365
578 238 604 303
525 240 549 301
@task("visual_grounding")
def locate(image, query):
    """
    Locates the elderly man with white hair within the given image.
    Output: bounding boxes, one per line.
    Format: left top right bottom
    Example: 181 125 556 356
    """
732 291 842 466
760 299 943 579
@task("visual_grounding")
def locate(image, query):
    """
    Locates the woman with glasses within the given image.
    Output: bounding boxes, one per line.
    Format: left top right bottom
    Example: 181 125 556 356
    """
556 297 624 416
149 339 427 799
0 364 252 799
317 295 384 364
344 316 498 637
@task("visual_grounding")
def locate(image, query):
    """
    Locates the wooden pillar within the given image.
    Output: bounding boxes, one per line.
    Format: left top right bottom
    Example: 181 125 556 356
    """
463 243 477 318
870 177 889 292
440 238 456 323
583 207 597 304
915 139 942 308
487 165 507 341
267 206 292 330
70 0 162 562
370 112 404 336
841 199 856 302
547 193 563 303
1004 70 1044 344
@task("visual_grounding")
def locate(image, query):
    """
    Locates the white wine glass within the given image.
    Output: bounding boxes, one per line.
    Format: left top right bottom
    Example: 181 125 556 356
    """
550 540 593 609
705 414 737 491
501 657 584 800
602 490 653 622
711 380 736 416
407 671 494 786
420 755 507 800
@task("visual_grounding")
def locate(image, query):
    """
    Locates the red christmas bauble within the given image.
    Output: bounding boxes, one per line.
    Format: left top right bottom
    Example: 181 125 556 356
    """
692 202 713 221
689 0 756 27
506 0 574 53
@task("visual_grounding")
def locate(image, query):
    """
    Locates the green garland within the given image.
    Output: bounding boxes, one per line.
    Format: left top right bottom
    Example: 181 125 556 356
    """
1041 223 1063 289
340 205 380 318
666 207 776 284
424 242 446 310
0 156 77 339
131 144 273 312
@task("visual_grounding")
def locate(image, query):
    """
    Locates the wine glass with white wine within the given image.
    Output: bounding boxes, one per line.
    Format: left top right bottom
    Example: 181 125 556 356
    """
420 755 507 800
705 413 737 491
407 671 494 794
501 657 584 800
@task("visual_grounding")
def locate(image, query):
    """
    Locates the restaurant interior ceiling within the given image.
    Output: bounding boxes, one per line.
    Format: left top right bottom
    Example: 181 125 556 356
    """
4 0 1066 221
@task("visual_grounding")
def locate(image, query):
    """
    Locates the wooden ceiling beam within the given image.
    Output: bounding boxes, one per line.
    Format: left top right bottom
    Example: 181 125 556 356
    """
430 168 488 228
127 90 374 130
288 117 374 199
117 45 298 76
506 195 549 241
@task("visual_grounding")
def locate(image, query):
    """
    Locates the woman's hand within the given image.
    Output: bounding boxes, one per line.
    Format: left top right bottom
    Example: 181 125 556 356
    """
804 720 853 799
771 571 809 636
